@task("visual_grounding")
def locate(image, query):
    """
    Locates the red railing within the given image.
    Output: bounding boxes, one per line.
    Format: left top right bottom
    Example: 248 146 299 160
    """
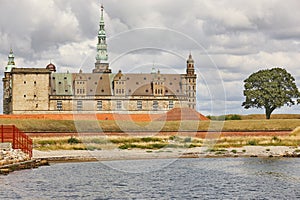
0 125 32 158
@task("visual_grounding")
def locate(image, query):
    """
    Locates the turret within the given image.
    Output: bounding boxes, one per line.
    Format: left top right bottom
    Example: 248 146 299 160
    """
93 4 111 73
3 49 14 114
5 49 15 73
184 53 197 109
186 53 195 75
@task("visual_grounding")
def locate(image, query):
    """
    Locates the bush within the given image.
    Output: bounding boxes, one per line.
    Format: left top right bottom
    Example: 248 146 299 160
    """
229 115 242 120
184 137 192 143
247 140 257 146
231 149 237 153
67 136 81 144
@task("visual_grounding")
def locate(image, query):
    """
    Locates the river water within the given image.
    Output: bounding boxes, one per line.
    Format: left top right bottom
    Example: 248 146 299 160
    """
0 158 299 199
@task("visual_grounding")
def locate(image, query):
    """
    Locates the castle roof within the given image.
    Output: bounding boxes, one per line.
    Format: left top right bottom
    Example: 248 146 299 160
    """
11 68 51 74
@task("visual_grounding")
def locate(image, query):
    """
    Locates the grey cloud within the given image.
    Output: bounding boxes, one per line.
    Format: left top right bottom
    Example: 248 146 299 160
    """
1 0 300 114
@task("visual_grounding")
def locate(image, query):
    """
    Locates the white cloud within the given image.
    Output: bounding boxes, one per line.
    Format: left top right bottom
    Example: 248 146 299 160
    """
1 0 300 115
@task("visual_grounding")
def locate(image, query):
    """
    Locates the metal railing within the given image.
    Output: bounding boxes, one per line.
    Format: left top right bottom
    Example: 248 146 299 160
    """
0 125 32 158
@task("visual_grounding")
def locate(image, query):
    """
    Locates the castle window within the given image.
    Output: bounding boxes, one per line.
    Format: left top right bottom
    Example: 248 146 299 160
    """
34 95 37 98
88 77 91 80
100 77 102 80
116 82 118 85
36 104 38 108
137 100 142 110
127 77 130 80
101 89 104 93
97 100 102 111
169 100 174 109
145 89 149 93
136 82 139 85
53 77 55 80
34 81 36 84
24 81 26 84
77 101 83 111
165 90 168 93
144 77 147 80
59 82 62 84
24 95 26 98
95 82 97 85
90 89 93 92
128 89 131 93
116 101 122 110
170 82 173 85
64 77 67 80
65 90 68 92
153 101 158 111
57 101 62 111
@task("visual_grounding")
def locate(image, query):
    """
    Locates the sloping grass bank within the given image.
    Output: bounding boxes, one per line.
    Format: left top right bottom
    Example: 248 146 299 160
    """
1 119 300 132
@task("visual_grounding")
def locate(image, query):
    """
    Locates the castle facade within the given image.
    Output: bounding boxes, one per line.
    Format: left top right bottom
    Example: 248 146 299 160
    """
2 6 196 114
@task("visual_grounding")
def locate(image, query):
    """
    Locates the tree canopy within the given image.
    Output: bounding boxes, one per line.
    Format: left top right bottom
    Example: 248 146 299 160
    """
242 67 300 119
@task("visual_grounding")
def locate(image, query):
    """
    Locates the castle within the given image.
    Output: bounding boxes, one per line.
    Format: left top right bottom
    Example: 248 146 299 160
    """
2 5 197 114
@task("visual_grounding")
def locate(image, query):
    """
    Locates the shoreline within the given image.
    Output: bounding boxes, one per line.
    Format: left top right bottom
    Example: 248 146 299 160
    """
33 146 300 163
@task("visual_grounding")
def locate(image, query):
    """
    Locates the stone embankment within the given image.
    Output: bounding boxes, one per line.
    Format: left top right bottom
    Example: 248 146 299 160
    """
0 143 49 175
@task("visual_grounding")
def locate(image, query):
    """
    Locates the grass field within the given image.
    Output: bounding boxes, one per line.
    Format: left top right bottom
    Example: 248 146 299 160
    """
1 118 300 132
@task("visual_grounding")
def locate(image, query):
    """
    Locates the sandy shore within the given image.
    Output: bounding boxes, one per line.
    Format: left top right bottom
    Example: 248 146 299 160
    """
33 146 300 162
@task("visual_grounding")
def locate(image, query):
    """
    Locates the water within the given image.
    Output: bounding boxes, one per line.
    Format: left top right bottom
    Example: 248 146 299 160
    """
0 158 299 199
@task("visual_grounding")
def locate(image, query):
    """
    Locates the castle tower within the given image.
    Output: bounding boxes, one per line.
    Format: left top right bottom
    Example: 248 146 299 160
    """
2 49 15 114
184 53 197 109
5 49 15 73
93 5 111 73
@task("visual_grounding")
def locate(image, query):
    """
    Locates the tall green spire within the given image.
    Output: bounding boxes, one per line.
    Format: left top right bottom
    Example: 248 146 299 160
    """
96 4 108 63
5 49 15 72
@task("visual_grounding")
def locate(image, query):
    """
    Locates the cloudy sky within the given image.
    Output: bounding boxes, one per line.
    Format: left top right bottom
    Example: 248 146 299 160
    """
1 0 300 115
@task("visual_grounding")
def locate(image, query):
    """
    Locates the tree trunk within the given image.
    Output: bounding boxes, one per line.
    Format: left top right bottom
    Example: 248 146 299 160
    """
265 106 275 119
266 110 271 119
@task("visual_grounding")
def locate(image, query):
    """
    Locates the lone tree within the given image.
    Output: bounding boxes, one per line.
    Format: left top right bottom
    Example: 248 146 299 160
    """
242 67 300 119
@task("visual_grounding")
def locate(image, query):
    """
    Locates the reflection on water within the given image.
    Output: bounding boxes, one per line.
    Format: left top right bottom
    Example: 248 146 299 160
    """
0 158 299 199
